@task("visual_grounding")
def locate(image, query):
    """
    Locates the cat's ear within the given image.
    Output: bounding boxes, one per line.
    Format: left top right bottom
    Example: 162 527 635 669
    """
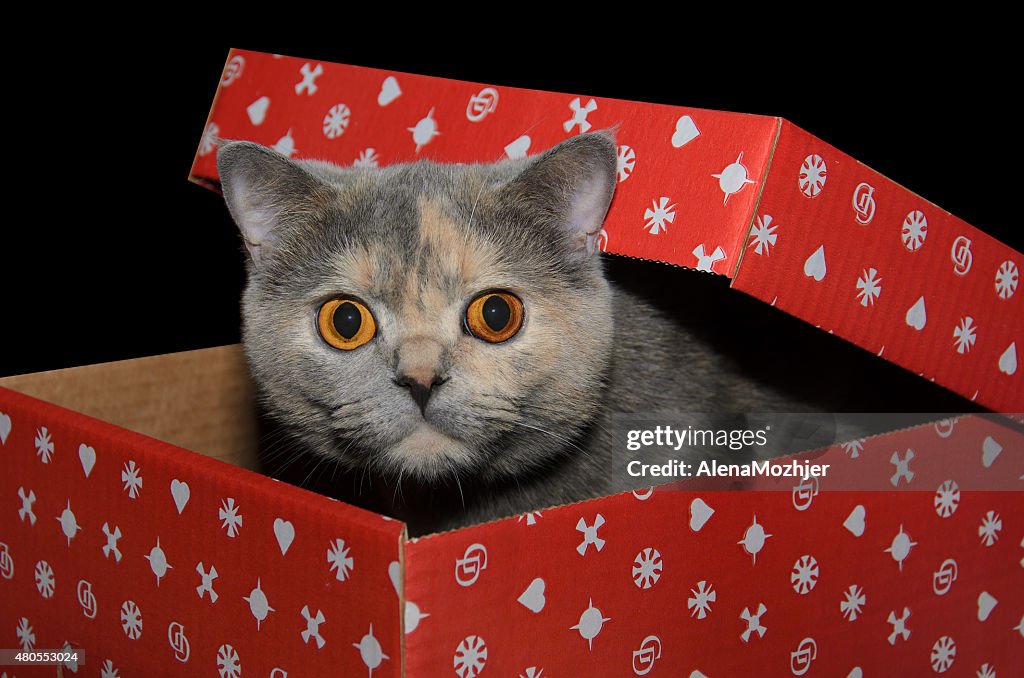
502 130 618 256
217 141 332 265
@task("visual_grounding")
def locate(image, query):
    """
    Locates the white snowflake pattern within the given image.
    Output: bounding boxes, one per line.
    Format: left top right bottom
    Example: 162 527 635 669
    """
687 580 716 619
517 511 542 526
454 635 487 678
217 643 241 678
219 498 242 537
856 268 882 307
34 560 54 598
931 636 956 673
120 600 142 640
841 439 865 458
34 427 54 463
617 145 636 182
121 460 142 498
791 555 819 594
643 197 676 235
977 662 996 678
748 214 779 255
353 148 379 168
323 103 351 139
799 154 827 197
953 316 977 354
995 260 1018 299
740 603 767 642
16 617 35 650
632 547 663 589
840 585 866 621
327 538 354 582
934 480 960 518
199 122 220 156
979 511 1002 546
100 659 121 677
901 210 928 251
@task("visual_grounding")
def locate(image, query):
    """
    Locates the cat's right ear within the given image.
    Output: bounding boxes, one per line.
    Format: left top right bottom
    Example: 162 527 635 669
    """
217 141 331 265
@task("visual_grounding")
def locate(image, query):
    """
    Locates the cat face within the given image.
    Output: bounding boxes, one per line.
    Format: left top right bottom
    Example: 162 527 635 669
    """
217 133 618 483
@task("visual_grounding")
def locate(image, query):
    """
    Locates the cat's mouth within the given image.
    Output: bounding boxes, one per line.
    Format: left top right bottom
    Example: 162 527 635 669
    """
383 421 477 477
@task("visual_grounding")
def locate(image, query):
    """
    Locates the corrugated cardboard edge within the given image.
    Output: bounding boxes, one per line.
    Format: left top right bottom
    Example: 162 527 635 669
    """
187 48 235 190
0 344 258 468
730 116 783 279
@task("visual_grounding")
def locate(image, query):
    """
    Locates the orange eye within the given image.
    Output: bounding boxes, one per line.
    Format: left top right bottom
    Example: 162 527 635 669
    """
465 291 524 343
318 298 376 350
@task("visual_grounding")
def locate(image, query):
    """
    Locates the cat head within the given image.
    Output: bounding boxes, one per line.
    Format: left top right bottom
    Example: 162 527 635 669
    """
217 132 618 484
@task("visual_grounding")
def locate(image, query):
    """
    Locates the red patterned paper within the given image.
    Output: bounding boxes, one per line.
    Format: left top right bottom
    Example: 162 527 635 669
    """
0 387 404 677
189 49 1022 413
404 416 1023 677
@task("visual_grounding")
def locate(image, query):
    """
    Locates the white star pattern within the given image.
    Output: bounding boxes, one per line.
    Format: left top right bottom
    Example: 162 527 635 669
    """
687 580 716 619
901 210 928 251
453 635 488 677
16 617 35 650
740 603 767 642
791 555 819 594
748 214 778 255
841 439 865 459
219 498 242 538
856 268 882 307
121 460 142 499
243 578 274 629
327 538 354 582
34 427 54 463
934 480 960 518
120 600 142 640
995 260 1018 299
840 585 866 621
353 148 379 168
570 599 610 650
885 525 917 571
323 103 351 140
979 511 1002 546
199 122 220 156
953 316 977 354
930 636 956 673
632 548 663 589
643 197 676 235
217 644 241 678
616 145 636 182
799 154 827 197
34 560 55 598
887 607 911 644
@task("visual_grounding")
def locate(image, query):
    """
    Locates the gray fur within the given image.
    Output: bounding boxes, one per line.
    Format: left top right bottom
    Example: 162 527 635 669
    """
217 133 908 534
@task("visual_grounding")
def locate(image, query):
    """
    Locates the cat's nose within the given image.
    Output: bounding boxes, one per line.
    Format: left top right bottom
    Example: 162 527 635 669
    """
394 371 447 415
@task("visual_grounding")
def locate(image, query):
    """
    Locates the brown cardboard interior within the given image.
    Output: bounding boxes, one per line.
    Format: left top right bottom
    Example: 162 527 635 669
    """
0 345 258 469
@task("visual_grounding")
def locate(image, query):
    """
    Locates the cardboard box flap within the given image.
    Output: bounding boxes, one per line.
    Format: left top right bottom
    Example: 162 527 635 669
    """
0 378 406 677
189 49 1021 411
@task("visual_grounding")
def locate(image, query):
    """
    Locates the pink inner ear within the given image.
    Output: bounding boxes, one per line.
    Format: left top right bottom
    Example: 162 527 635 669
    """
568 175 614 246
227 175 283 263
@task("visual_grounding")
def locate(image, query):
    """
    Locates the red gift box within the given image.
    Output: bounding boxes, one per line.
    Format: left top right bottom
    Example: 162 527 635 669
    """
0 49 1020 677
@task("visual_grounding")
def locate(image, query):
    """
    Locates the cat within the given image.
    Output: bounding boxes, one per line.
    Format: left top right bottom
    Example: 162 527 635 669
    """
216 132 974 535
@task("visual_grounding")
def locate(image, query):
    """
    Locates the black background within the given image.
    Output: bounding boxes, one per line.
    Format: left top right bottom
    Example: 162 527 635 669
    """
2 36 1019 377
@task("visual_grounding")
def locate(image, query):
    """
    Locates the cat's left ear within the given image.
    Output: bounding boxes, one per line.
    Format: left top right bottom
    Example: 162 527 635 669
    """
217 141 332 265
502 130 618 257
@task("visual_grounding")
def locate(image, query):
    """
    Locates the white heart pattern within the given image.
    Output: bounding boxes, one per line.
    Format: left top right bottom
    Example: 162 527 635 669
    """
977 591 997 621
517 577 546 613
998 342 1017 376
504 135 531 160
689 498 715 532
804 245 827 282
981 436 1002 468
671 115 700 148
0 412 10 444
377 76 402 106
78 444 96 478
905 296 926 331
274 518 295 555
246 96 270 126
170 479 190 514
843 505 866 537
